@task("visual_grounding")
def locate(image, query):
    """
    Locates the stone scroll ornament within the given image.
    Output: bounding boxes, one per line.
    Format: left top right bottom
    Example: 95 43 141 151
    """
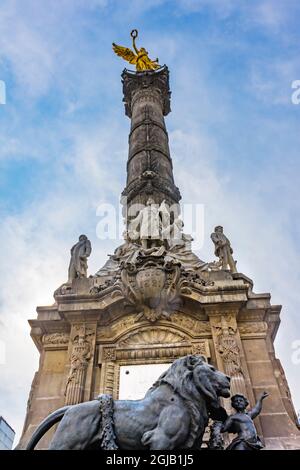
64 326 93 405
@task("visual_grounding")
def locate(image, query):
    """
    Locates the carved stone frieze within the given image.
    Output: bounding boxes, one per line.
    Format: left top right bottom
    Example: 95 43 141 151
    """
180 271 214 292
238 311 264 322
42 333 69 346
97 316 137 340
118 327 188 347
238 322 268 335
170 314 211 335
90 275 121 295
116 345 193 362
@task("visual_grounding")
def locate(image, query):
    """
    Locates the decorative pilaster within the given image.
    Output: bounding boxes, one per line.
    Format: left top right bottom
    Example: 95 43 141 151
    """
99 346 117 398
206 305 265 439
65 323 96 405
206 306 250 400
212 315 247 397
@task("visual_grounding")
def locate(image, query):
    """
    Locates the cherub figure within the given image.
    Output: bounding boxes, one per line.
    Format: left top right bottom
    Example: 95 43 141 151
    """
113 29 160 71
222 392 269 450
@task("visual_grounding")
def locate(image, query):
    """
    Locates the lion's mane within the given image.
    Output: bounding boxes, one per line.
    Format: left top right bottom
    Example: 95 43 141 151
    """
146 355 211 448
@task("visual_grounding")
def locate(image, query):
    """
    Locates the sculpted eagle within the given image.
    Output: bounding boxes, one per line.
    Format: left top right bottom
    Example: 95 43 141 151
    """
25 355 230 450
112 29 160 71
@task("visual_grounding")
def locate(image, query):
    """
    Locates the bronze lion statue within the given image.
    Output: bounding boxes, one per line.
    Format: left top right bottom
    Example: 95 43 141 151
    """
26 355 230 450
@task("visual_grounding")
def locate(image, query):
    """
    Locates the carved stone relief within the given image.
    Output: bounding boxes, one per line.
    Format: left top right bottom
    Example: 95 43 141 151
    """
120 254 185 322
103 347 117 362
42 333 69 346
171 314 211 335
238 322 268 335
65 325 95 405
118 328 188 347
211 315 247 397
192 342 210 358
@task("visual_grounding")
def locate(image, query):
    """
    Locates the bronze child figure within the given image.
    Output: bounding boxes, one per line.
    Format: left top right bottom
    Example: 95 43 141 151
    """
222 391 269 450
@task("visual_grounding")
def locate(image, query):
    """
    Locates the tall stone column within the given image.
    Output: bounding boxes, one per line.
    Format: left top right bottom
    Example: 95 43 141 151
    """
121 66 181 211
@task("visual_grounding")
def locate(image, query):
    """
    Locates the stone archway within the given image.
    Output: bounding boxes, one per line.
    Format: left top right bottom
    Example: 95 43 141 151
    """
97 324 210 398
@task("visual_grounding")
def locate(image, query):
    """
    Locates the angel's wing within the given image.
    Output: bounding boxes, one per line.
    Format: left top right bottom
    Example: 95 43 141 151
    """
112 43 137 65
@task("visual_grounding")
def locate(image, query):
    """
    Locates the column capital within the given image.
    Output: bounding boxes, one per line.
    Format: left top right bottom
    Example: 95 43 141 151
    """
121 65 171 117
204 302 244 319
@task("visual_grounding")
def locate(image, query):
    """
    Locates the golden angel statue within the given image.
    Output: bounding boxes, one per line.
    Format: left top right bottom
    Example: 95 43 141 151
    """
112 30 160 71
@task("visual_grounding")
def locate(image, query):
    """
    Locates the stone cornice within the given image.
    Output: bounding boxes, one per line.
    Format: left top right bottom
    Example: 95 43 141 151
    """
265 305 282 341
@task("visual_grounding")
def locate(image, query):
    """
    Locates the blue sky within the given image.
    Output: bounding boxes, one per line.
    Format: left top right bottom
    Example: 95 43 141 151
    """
0 0 300 441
